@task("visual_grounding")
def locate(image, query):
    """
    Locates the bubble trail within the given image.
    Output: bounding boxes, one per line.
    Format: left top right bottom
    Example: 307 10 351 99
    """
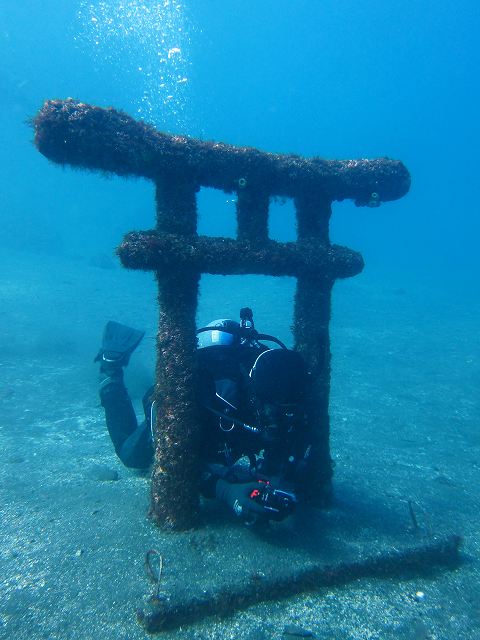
75 1 192 129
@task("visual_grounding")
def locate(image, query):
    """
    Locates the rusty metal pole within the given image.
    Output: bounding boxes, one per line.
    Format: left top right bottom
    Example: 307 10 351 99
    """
150 173 201 529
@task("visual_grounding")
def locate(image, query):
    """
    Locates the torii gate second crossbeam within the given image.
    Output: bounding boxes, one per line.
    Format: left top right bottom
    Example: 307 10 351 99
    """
33 99 410 529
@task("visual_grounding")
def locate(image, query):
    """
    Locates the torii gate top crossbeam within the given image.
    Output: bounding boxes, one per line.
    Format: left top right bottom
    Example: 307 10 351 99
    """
33 99 410 208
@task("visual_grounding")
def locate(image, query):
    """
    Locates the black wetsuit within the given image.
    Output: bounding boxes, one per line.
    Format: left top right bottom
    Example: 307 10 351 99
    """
100 344 313 497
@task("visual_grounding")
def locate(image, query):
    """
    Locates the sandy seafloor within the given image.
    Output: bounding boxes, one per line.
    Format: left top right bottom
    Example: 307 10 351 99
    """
0 246 479 640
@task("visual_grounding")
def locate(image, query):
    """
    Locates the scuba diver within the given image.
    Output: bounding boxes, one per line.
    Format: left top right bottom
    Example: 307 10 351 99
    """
95 308 314 524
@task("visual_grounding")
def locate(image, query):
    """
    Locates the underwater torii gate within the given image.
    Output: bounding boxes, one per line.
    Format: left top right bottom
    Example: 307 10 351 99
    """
33 99 410 530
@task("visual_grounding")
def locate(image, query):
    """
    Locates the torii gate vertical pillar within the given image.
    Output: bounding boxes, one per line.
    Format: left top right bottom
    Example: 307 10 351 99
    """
294 192 334 503
151 174 201 528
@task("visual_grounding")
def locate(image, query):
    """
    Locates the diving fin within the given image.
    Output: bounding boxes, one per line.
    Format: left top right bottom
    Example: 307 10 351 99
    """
94 321 145 367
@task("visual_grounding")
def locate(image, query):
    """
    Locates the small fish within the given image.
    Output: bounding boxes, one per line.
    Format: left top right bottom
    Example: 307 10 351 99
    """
0 387 14 400
283 624 315 638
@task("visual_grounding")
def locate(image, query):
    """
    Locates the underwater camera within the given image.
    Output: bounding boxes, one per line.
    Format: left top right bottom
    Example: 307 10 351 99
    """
249 481 297 521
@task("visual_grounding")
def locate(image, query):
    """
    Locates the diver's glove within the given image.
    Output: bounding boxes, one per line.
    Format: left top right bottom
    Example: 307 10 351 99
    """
215 479 268 522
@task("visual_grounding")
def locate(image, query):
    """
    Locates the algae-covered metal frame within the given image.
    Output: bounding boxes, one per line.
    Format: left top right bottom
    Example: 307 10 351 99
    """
33 99 410 530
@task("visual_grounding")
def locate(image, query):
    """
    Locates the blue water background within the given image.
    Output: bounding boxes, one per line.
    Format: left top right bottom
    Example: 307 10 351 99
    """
1 0 478 276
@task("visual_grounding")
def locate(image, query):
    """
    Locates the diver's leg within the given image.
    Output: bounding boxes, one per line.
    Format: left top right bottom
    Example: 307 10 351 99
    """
99 368 139 462
99 366 153 469
117 419 153 469
96 321 152 469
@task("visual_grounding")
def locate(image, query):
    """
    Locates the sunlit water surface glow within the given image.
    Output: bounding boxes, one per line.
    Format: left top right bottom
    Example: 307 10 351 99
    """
75 0 192 129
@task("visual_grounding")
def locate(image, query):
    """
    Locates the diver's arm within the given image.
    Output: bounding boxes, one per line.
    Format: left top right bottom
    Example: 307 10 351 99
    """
259 432 313 494
198 462 244 498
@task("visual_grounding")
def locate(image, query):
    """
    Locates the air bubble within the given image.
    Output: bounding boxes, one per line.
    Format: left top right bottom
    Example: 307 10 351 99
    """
76 0 193 129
